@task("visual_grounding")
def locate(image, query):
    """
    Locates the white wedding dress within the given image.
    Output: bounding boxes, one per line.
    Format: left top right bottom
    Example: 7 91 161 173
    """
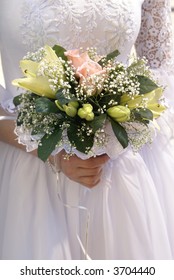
0 0 174 260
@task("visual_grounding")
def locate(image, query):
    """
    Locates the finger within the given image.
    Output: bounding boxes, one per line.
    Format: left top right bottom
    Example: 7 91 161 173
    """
73 168 103 187
78 166 103 177
66 154 109 169
67 167 102 182
78 175 101 188
59 151 108 187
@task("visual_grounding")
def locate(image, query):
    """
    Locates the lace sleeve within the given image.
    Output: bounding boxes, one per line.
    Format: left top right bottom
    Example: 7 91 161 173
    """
135 0 174 73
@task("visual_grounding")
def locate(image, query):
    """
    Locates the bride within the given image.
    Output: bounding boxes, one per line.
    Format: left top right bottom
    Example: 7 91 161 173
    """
0 0 174 259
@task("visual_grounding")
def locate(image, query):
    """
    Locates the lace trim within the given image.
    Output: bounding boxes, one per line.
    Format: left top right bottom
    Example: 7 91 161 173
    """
14 126 39 152
135 0 174 73
14 121 124 159
20 0 136 55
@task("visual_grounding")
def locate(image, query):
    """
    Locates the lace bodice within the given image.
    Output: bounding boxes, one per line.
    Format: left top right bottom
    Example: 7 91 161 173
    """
0 0 174 100
20 0 139 57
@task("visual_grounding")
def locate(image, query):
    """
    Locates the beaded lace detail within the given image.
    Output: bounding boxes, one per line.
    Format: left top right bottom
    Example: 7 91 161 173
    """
20 0 136 55
135 0 174 72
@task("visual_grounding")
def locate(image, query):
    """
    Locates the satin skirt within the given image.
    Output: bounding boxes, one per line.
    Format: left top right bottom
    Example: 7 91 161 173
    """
0 127 174 259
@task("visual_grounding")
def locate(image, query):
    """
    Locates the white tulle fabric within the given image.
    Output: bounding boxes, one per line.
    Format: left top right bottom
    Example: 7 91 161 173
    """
0 0 174 260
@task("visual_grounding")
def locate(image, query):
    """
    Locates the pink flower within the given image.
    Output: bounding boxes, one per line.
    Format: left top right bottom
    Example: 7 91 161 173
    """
76 60 106 82
65 49 106 95
65 49 104 76
64 49 90 69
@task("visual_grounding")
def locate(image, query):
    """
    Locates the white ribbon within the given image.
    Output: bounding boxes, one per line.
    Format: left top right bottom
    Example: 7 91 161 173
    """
56 172 91 260
48 161 92 260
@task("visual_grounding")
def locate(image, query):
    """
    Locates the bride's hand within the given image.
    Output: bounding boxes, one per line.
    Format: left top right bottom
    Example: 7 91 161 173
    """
58 150 109 188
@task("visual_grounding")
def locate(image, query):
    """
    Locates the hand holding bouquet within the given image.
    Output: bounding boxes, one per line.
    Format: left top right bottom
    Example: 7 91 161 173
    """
12 45 166 161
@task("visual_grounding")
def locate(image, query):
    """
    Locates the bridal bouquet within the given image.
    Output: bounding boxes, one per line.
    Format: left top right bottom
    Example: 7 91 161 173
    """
12 45 166 161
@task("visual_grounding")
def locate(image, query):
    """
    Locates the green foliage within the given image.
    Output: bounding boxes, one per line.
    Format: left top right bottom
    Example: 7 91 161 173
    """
133 108 153 122
13 95 22 106
67 123 94 154
98 49 120 66
56 89 77 105
35 97 59 114
90 114 106 133
137 76 158 94
38 127 63 161
111 119 128 148
16 112 24 126
99 94 121 109
53 44 67 61
106 49 120 60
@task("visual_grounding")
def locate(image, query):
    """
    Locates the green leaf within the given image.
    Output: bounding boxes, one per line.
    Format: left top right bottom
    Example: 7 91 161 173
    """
67 123 94 154
13 95 22 106
106 49 120 61
53 45 67 61
31 128 45 135
90 114 106 133
99 94 121 108
16 112 24 126
133 108 153 121
56 89 71 104
137 75 158 94
110 119 128 148
35 97 59 114
56 89 77 105
86 97 100 112
98 49 120 66
38 128 63 161
127 59 146 73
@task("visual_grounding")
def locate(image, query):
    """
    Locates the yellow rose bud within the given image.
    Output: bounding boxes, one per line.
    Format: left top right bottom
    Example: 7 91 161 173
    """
63 103 77 117
85 112 95 121
78 108 86 119
78 103 94 121
83 104 93 112
107 105 130 122
55 100 79 117
68 101 79 109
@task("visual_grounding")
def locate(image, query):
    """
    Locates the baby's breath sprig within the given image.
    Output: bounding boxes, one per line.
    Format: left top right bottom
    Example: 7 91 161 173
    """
103 63 140 97
86 47 99 61
23 47 46 62
15 93 61 135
